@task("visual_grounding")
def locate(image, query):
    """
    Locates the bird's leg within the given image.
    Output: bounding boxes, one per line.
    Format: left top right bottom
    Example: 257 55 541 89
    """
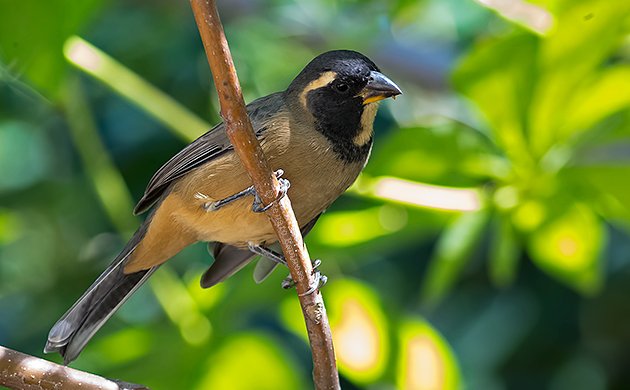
247 243 287 266
200 169 289 212
199 186 255 211
247 243 327 296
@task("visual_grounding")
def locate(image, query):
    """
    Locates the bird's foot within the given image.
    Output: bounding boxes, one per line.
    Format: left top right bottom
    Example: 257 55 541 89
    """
200 169 289 212
252 170 290 213
281 259 327 296
247 243 326 295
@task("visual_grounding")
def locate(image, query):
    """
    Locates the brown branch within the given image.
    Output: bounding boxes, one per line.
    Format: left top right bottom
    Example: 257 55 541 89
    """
189 1 340 389
0 346 148 390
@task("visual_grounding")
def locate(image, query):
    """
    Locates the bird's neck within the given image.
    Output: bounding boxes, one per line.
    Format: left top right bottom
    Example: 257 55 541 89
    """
313 102 377 163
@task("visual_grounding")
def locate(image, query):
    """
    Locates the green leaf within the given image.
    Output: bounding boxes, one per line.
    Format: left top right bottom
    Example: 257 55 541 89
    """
489 214 521 288
397 317 461 390
421 209 489 305
567 166 630 223
453 33 538 165
454 1 630 160
528 203 605 294
562 66 630 137
528 0 630 155
566 110 630 160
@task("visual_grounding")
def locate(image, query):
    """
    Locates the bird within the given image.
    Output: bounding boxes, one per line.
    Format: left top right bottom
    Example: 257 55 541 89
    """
44 49 401 364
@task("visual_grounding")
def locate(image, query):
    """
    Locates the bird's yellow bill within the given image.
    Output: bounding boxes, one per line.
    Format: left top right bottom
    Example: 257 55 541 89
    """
363 95 389 105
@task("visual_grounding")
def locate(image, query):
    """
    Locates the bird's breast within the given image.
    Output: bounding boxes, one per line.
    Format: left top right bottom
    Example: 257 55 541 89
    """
169 117 368 247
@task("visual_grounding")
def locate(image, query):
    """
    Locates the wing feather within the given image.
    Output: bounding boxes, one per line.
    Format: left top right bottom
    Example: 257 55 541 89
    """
133 93 285 214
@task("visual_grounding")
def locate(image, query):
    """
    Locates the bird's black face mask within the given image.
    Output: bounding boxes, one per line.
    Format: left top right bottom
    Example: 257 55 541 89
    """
305 69 400 162
285 50 401 162
306 69 368 132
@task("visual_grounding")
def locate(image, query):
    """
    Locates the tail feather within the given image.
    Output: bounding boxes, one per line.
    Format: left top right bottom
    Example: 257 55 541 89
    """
45 225 156 364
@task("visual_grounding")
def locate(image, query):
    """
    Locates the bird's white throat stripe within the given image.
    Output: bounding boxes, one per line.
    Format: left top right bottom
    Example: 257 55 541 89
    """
300 71 337 108
354 102 378 146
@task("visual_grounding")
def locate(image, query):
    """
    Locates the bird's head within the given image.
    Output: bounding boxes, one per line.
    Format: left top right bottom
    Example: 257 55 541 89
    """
287 50 401 113
286 50 401 161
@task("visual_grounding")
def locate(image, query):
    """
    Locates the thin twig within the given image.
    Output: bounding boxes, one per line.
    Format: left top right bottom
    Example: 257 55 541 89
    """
189 1 341 389
0 346 148 390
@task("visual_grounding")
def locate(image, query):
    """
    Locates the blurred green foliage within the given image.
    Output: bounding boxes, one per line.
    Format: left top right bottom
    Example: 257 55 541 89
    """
453 0 630 296
2 0 630 389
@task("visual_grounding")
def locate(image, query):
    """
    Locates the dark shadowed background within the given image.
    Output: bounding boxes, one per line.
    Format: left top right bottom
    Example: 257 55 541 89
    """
1 0 630 389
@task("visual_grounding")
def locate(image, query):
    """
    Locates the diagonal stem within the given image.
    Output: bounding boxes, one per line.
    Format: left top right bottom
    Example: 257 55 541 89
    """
188 1 340 388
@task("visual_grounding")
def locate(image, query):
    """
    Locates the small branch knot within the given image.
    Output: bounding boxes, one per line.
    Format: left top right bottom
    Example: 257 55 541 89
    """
306 302 325 325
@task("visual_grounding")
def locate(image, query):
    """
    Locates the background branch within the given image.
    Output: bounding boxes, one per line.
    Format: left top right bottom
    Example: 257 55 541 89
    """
0 346 148 390
189 1 340 389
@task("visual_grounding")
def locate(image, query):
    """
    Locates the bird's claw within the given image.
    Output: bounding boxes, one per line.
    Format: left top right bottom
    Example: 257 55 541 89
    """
281 276 296 290
281 259 327 296
299 269 327 297
252 170 290 213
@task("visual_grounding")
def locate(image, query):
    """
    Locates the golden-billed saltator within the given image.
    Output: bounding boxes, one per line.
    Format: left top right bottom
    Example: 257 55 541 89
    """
45 50 401 364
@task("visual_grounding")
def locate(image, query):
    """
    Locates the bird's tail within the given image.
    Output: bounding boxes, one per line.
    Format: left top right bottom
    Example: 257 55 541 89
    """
44 223 157 365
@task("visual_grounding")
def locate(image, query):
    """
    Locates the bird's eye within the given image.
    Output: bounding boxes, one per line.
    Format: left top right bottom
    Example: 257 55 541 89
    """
333 83 349 94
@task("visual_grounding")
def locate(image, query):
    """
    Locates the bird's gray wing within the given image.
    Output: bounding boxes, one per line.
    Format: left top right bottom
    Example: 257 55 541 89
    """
133 92 285 215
